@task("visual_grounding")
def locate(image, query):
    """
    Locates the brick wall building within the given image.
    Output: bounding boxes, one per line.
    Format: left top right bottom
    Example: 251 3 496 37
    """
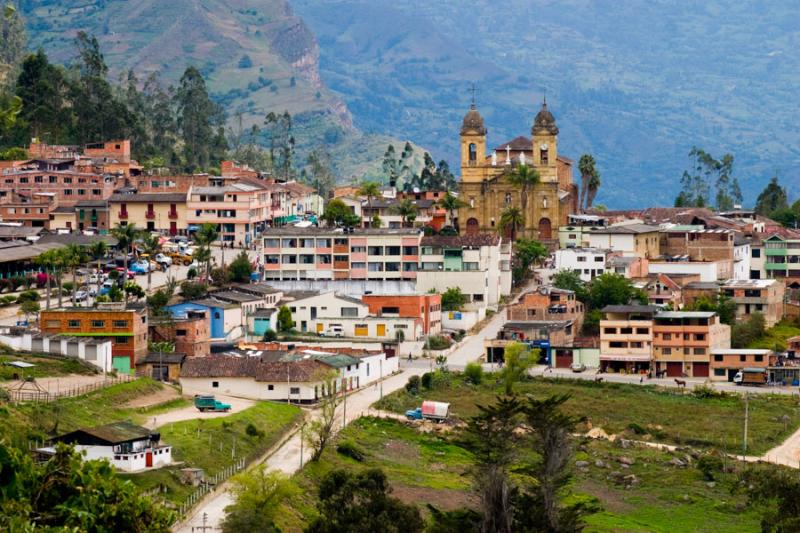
506 286 584 332
361 293 442 335
150 310 210 358
652 311 731 378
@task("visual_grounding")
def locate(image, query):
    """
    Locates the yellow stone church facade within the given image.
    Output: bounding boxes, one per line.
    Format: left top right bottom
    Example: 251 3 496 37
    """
457 100 578 242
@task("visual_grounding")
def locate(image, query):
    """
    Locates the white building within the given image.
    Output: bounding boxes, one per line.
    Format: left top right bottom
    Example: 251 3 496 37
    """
0 328 113 373
733 237 752 281
43 421 171 473
648 260 721 282
552 248 610 282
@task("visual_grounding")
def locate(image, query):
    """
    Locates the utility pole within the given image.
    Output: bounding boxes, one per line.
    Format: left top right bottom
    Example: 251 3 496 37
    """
299 423 304 468
193 512 212 533
743 392 749 458
286 362 290 404
342 379 347 429
379 358 383 400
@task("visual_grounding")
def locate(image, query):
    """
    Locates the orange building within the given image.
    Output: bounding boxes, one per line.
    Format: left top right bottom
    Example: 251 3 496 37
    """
39 303 148 374
652 311 730 378
506 286 584 331
150 310 210 358
361 293 442 335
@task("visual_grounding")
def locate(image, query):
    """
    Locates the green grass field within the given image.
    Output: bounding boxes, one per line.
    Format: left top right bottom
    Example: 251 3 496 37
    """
374 374 800 455
277 416 762 532
0 352 98 380
748 320 800 351
124 401 302 505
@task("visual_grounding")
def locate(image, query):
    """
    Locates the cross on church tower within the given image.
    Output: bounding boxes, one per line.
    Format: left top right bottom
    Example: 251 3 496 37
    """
469 83 479 106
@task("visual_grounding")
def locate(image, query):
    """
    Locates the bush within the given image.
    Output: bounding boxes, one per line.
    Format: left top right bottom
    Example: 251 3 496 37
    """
692 383 729 399
464 362 483 385
245 423 263 438
262 329 277 341
426 335 452 350
697 453 725 481
187 267 197 280
405 375 421 394
627 422 646 435
336 440 365 462
108 270 120 280
61 282 75 294
420 372 433 390
16 290 40 303
180 281 208 299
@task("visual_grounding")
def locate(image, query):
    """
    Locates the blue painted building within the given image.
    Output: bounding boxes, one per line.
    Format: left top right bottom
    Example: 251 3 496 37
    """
166 300 232 339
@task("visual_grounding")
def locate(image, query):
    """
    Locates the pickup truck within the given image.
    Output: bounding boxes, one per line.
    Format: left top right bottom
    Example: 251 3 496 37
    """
733 368 768 386
405 401 450 422
194 395 232 412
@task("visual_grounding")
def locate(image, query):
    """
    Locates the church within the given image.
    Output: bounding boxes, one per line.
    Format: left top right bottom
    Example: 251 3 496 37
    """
457 100 578 243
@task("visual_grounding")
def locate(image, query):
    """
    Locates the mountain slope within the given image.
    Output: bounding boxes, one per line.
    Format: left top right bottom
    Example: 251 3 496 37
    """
293 0 800 207
20 0 418 179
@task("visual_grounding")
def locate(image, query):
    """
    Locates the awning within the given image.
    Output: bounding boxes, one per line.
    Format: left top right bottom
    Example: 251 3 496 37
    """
187 225 199 231
599 355 651 362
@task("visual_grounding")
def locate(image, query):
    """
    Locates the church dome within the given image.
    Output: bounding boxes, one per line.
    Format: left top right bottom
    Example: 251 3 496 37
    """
461 104 487 135
532 100 559 135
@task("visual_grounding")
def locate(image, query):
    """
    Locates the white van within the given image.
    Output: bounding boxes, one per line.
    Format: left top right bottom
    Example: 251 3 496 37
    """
321 325 344 338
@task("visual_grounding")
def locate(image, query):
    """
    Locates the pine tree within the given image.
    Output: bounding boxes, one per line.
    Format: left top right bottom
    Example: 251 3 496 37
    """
175 66 218 172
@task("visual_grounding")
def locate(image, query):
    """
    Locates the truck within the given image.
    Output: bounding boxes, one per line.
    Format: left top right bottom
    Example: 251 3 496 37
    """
733 368 768 386
194 395 232 412
405 401 450 422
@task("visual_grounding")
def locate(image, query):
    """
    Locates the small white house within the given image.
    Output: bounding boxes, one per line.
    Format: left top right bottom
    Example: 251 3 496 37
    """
552 248 610 282
41 421 172 473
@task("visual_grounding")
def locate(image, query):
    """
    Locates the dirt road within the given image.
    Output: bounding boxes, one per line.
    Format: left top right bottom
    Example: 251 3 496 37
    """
144 395 255 430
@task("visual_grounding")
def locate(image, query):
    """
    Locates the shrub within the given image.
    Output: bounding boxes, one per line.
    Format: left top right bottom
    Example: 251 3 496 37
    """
336 440 365 462
464 362 483 385
180 281 208 300
405 375 421 394
245 423 263 438
108 270 120 280
426 335 452 351
692 384 729 399
16 290 40 303
61 282 74 294
262 329 277 341
697 453 724 481
187 267 197 280
627 422 646 435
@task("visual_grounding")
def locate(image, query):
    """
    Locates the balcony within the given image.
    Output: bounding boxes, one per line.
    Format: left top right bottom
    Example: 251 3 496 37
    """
333 261 349 270
118 211 128 219
145 211 156 220
168 211 178 219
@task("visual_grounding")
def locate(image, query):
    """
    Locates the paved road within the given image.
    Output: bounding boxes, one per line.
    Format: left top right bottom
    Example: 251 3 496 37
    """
176 307 507 531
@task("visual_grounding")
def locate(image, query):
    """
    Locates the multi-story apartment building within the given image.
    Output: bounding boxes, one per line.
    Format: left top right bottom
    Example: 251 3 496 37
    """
187 181 270 246
558 214 608 248
652 311 731 378
552 248 611 282
39 303 148 374
415 234 512 308
109 193 187 235
0 193 55 228
599 305 659 373
587 224 661 258
362 293 442 335
506 286 584 332
74 200 110 232
0 168 117 206
720 279 784 327
659 226 748 280
262 228 422 282
710 348 772 382
764 234 800 279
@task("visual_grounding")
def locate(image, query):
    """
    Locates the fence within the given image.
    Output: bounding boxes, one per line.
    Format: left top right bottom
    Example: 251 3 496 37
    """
177 458 246 517
5 374 135 404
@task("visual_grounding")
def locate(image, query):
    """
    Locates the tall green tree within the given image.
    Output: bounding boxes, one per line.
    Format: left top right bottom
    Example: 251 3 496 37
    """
306 469 424 533
110 222 140 278
13 50 70 142
139 232 162 291
264 110 294 180
176 66 221 172
194 222 220 279
755 176 789 216
578 154 598 212
222 466 294 533
0 3 26 91
306 147 335 198
498 206 524 239
62 244 87 307
382 144 399 186
88 240 108 297
589 272 640 310
229 250 253 283
499 342 536 395
439 192 467 230
393 198 417 227
321 199 360 227
358 180 381 219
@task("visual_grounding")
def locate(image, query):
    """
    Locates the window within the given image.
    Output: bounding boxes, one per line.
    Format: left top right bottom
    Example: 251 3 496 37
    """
694 348 706 355
386 246 401 256
630 341 643 348
610 341 626 348
714 369 726 376
603 327 616 334
113 320 127 328
92 189 101 195
176 329 187 336
214 312 220 319
755 354 764 362
91 320 105 328
46 320 60 328
714 354 723 361
662 333 671 341
662 348 672 355
34 175 42 183
64 189 72 195
290 387 300 394
63 177 72 184
740 355 746 362
577 256 587 262
116 337 129 344
594 256 604 262
341 307 359 318
752 248 761 258
68 320 80 328
351 246 366 253
368 246 383 255
620 327 633 335
473 294 484 302
695 333 706 341
636 328 648 334
212 381 219 388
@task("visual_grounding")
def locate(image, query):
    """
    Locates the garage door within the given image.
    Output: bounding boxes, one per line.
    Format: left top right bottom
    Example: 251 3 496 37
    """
354 325 368 337
556 353 572 368
693 362 709 377
666 362 683 377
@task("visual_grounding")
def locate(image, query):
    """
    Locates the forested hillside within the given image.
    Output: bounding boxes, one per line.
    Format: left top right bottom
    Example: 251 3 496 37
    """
293 0 800 206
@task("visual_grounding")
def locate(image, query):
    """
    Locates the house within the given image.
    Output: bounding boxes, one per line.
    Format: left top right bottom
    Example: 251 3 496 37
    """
558 214 609 248
281 290 369 333
652 311 731 378
552 248 611 282
484 320 576 363
187 182 271 246
166 299 242 341
74 200 110 233
660 227 735 278
42 421 171 473
248 308 278 338
506 286 584 332
606 255 649 278
599 305 659 373
108 192 187 236
587 223 661 258
0 192 56 229
149 310 210 358
0 327 113 373
361 293 442 335
415 233 512 309
136 352 186 382
720 279 785 327
648 257 724 282
39 303 148 374
638 273 698 308
710 348 772 382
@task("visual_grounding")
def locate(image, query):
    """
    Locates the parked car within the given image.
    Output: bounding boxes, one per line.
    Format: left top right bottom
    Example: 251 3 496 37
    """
570 362 587 373
99 280 115 296
88 272 106 284
320 325 344 338
74 290 89 302
194 395 232 412
405 401 450 422
130 260 152 274
155 253 173 266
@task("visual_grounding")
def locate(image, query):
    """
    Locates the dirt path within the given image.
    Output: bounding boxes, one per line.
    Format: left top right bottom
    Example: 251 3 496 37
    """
1 373 111 393
143 394 256 430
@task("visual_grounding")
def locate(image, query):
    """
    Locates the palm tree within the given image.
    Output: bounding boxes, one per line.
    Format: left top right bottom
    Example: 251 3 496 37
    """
393 199 418 228
438 192 467 231
507 164 540 218
498 206 524 240
111 223 140 276
34 249 59 310
578 154 598 212
358 181 381 226
88 240 108 298
139 233 162 291
586 172 602 211
195 223 220 280
63 244 87 307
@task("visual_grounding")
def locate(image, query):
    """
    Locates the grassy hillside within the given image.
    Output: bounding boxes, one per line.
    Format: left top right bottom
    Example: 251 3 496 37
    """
20 0 424 182
294 0 800 207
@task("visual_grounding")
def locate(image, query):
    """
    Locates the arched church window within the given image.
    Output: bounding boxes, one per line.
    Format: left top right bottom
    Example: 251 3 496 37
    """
540 148 549 165
469 143 477 162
